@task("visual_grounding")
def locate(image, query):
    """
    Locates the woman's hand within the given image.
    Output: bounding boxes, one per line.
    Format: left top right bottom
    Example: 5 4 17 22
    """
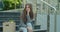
27 10 30 15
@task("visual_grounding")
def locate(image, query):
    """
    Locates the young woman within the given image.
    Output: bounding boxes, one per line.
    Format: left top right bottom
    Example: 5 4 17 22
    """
20 4 34 32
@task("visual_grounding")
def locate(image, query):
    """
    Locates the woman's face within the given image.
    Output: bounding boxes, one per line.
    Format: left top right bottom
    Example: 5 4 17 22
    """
26 5 30 12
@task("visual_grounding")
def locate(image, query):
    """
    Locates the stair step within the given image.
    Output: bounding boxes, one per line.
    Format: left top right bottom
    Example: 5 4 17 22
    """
33 29 47 32
33 25 41 29
0 12 21 32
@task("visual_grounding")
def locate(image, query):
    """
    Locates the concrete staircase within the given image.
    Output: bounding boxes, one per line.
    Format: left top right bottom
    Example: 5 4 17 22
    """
0 12 20 32
33 25 47 32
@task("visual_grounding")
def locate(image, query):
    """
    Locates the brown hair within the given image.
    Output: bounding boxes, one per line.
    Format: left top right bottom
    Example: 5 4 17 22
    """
22 4 33 24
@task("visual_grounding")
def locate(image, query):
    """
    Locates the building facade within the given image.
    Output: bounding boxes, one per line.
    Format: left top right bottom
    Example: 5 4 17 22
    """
0 0 60 32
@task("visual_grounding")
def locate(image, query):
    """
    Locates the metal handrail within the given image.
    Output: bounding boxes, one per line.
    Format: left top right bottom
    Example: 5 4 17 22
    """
40 0 57 32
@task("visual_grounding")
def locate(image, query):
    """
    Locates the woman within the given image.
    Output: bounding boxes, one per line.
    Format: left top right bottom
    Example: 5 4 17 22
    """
20 4 34 32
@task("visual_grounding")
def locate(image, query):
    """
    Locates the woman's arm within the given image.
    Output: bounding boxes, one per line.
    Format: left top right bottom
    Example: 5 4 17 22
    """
20 12 26 27
26 14 31 22
26 11 33 32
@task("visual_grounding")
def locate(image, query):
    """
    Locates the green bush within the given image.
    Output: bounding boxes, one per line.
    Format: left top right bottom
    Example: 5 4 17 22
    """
3 0 22 10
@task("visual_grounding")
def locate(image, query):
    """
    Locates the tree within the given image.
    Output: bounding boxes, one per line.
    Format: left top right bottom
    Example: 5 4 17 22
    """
3 0 22 10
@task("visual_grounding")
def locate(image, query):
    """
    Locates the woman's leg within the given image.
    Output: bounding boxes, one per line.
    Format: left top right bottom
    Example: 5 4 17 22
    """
27 23 33 32
20 27 27 32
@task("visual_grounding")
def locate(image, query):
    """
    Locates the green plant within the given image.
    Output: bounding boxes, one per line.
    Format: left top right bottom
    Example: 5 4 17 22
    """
3 0 22 10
